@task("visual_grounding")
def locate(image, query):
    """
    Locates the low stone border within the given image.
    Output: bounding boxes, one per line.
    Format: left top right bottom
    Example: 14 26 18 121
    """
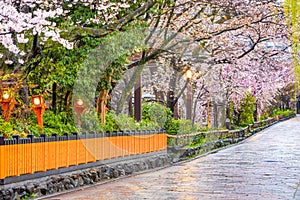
169 114 295 162
0 153 172 200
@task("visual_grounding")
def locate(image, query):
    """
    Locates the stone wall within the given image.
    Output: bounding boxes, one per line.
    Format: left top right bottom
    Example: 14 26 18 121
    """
0 154 172 200
170 114 295 162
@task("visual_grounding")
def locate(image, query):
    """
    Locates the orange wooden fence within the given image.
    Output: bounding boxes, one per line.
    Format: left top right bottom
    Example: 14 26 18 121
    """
0 130 167 180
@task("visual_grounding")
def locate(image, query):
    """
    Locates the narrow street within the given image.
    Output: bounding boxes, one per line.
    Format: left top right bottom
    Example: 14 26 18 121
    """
48 116 300 200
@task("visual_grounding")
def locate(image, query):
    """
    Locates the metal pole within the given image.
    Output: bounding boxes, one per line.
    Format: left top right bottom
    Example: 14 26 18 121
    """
186 80 192 120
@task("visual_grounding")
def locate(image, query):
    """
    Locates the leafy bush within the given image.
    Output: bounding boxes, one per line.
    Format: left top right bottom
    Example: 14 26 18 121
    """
177 119 198 134
80 111 104 133
113 113 138 130
232 93 256 126
191 133 206 147
164 118 179 135
0 118 14 138
165 118 198 136
142 102 172 130
139 120 161 130
272 109 294 118
0 117 34 138
24 124 40 137
43 110 77 135
99 111 162 132
259 112 270 120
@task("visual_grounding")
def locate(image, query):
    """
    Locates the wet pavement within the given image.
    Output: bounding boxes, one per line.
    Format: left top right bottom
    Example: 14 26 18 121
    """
47 116 300 200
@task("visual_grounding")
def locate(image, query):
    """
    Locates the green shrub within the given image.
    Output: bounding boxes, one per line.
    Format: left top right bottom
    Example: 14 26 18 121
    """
191 133 206 147
232 93 255 126
272 109 294 118
142 102 172 129
80 111 138 134
139 119 161 130
43 110 77 135
0 119 14 138
113 113 139 130
177 119 198 134
165 118 198 136
0 118 34 138
164 118 179 135
25 124 41 137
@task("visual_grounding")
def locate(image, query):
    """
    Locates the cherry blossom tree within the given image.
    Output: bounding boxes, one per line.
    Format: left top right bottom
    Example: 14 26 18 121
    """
284 0 300 83
0 0 156 65
141 0 293 127
0 0 295 127
0 0 157 121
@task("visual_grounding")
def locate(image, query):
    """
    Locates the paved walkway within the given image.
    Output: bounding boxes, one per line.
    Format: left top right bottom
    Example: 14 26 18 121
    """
47 116 300 200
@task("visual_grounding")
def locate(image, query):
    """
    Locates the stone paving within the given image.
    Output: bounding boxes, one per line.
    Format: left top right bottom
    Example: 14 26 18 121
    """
47 116 300 200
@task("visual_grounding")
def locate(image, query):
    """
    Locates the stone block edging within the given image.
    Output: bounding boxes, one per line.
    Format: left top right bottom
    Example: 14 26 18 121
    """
0 152 172 200
171 114 295 162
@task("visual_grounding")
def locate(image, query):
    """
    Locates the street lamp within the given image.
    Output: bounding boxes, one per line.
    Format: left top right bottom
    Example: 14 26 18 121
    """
0 87 16 122
76 98 84 106
185 69 193 120
74 98 85 114
74 98 85 126
185 69 193 81
2 90 10 102
31 95 47 129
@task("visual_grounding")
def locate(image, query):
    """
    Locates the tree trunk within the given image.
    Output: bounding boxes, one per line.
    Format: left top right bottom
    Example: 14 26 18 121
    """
226 101 230 119
116 64 145 114
97 69 114 123
97 90 109 124
192 97 198 125
134 75 142 122
167 90 175 116
127 92 133 117
253 101 258 122
64 91 71 109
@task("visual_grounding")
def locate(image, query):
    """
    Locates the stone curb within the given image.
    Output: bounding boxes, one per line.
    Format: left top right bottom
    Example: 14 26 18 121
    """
37 161 173 200
0 153 172 200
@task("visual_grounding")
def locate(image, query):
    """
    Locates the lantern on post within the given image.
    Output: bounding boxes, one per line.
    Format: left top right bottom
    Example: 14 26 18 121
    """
74 98 85 126
0 87 17 122
185 69 193 81
31 95 47 128
185 68 193 120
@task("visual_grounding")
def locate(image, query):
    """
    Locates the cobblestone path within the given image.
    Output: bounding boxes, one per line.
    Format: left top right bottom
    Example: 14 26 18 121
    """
47 116 300 200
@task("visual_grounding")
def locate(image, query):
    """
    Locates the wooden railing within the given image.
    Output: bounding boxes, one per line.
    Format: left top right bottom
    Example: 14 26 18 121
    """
0 130 167 180
167 115 293 147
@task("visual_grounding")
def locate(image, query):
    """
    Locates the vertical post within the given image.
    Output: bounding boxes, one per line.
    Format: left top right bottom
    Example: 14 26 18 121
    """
31 95 47 133
213 103 218 128
207 100 211 128
0 136 4 179
185 68 193 120
134 75 142 122
1 98 17 122
186 81 192 120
